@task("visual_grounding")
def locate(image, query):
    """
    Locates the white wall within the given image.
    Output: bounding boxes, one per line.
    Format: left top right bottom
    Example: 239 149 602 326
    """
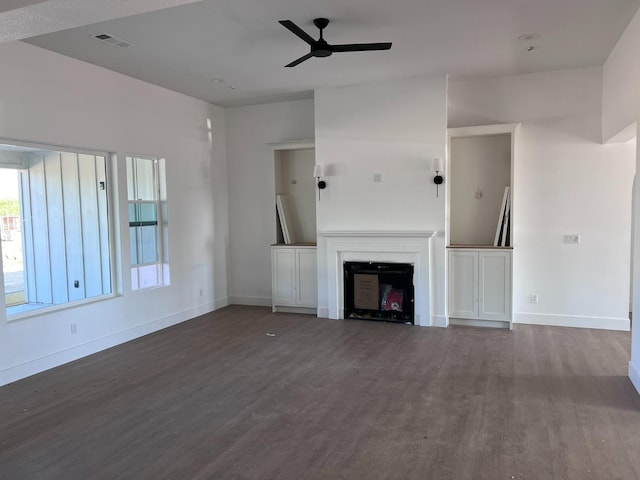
314 76 448 321
450 67 635 331
226 99 314 306
603 9 640 394
602 9 640 143
0 41 229 386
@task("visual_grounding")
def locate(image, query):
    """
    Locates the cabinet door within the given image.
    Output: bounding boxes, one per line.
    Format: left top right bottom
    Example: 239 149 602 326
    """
448 250 479 318
272 248 297 306
478 251 511 321
296 249 317 307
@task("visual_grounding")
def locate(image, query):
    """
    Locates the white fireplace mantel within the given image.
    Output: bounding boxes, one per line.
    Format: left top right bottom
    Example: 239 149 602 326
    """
319 230 436 238
318 230 437 327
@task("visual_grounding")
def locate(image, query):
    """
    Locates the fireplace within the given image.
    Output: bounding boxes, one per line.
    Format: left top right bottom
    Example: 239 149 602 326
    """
344 261 414 324
319 230 437 326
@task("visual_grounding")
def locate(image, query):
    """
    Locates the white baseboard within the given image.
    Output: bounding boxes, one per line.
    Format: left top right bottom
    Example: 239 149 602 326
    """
431 315 447 328
228 295 271 307
513 312 630 331
317 307 329 318
0 302 217 387
273 306 316 315
449 317 510 329
630 362 640 395
215 296 229 309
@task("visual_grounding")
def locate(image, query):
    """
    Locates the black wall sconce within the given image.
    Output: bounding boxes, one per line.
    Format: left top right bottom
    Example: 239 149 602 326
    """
313 164 326 200
432 158 444 197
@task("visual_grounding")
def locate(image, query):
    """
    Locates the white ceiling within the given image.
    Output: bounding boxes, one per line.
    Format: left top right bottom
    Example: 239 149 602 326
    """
0 0 205 42
11 0 640 107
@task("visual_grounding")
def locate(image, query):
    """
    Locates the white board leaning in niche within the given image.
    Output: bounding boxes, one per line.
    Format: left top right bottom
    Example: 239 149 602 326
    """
494 186 510 247
276 194 297 244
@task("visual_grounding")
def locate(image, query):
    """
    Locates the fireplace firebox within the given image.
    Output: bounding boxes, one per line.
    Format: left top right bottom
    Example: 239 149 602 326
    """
343 261 414 324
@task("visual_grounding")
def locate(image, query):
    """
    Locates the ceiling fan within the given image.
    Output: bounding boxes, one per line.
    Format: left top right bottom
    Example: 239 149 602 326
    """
279 18 392 67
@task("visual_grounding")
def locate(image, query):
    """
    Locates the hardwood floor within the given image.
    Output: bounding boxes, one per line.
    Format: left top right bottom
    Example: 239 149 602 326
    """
1 305 639 479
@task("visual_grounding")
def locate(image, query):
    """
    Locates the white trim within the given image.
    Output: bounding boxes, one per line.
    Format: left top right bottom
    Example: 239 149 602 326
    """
0 135 111 158
268 139 315 151
513 312 630 331
448 123 520 138
228 295 271 307
321 233 436 327
629 361 640 395
214 296 230 309
273 306 316 315
319 230 436 238
7 293 117 322
432 315 447 328
449 317 510 329
0 302 217 387
317 307 330 318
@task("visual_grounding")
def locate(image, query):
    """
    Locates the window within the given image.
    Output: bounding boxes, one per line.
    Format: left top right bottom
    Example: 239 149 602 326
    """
0 142 112 316
127 156 169 290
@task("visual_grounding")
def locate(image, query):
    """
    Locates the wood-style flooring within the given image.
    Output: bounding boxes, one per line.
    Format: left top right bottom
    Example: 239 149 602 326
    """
1 305 639 480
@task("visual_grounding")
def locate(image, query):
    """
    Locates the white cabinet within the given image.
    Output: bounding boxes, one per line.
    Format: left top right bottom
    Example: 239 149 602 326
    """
272 245 317 313
448 248 511 327
449 250 479 318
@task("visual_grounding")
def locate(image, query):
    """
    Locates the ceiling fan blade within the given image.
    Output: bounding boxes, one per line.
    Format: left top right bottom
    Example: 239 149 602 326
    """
285 52 314 67
332 42 392 52
279 20 316 45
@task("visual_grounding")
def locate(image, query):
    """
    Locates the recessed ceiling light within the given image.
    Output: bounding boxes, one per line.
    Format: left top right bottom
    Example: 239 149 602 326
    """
518 33 540 42
227 85 237 90
211 78 225 83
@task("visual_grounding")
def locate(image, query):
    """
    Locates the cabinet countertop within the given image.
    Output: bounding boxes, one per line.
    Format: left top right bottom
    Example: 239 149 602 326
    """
271 243 317 247
447 245 513 249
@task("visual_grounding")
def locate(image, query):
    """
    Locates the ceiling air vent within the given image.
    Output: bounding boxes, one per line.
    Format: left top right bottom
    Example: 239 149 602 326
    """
93 33 133 48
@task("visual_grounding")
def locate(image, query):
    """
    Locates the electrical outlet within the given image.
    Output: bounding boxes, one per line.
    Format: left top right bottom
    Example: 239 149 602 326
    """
373 173 382 183
70 323 77 334
530 293 539 304
563 234 580 244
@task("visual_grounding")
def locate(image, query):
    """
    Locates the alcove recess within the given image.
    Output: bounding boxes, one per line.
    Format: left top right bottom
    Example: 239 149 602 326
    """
273 145 316 244
270 140 317 314
446 124 519 329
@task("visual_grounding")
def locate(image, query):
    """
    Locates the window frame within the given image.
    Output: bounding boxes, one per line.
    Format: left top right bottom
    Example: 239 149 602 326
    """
0 138 117 322
126 155 169 291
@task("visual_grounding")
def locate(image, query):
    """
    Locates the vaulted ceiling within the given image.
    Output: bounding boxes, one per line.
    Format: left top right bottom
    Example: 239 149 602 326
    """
3 0 639 106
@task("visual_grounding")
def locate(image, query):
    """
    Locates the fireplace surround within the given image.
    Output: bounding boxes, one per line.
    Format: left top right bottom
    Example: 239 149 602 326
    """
319 230 437 326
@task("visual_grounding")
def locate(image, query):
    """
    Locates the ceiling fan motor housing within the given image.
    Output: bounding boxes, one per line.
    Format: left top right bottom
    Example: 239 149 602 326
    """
313 39 332 57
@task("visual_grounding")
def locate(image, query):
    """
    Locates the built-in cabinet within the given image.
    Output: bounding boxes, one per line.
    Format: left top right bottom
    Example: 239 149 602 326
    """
270 140 317 314
446 124 518 329
272 245 317 313
448 248 511 327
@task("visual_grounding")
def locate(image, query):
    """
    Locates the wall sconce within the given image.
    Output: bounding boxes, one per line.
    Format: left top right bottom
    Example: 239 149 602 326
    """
432 158 444 198
313 164 326 200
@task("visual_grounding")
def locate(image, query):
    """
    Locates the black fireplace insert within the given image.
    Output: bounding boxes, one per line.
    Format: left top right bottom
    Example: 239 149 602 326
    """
343 261 414 324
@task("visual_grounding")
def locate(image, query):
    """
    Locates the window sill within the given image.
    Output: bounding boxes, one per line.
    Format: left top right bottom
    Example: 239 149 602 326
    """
130 283 170 293
7 293 117 323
